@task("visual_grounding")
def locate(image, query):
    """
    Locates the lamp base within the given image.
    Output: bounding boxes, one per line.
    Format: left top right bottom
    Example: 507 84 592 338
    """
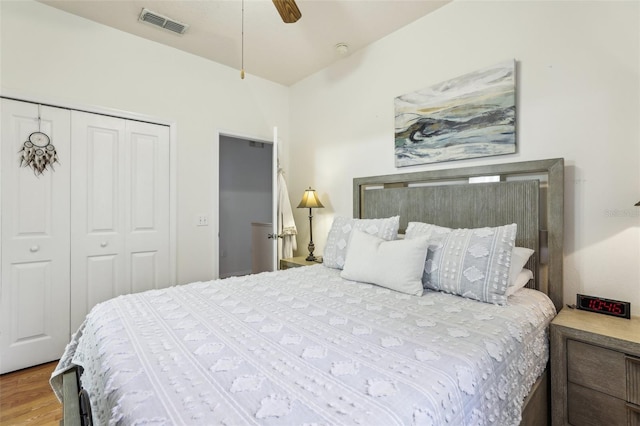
306 240 316 262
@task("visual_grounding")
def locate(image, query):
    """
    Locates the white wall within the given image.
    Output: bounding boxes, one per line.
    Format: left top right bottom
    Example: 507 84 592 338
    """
0 1 290 284
2 0 638 311
289 1 640 309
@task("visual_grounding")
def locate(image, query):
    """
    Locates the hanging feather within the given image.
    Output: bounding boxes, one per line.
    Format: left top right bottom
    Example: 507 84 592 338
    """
34 149 45 174
19 140 35 168
19 131 59 176
45 144 59 171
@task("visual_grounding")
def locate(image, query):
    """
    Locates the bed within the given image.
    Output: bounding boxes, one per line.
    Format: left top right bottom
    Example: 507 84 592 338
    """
51 158 564 426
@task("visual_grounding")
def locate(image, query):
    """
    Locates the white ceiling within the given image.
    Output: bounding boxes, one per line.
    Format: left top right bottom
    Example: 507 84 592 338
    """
39 0 449 86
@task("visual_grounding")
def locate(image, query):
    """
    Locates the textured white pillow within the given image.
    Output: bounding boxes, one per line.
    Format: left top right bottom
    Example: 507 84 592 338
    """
408 223 533 289
508 247 534 287
340 230 429 296
323 216 400 269
407 223 517 305
405 221 452 241
505 268 534 297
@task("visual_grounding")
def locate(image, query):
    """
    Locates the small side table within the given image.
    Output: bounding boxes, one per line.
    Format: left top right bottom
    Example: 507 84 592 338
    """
280 256 322 270
550 307 640 425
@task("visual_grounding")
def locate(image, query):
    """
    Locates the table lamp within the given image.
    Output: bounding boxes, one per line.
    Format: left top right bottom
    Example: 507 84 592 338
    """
297 187 324 261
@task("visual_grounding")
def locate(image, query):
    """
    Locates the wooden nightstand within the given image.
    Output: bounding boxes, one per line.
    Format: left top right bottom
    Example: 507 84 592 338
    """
279 256 322 270
550 307 640 425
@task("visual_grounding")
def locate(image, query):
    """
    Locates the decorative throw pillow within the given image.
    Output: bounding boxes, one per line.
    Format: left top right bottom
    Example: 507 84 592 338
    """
405 221 451 241
408 223 533 289
408 223 517 305
323 216 400 269
341 230 429 296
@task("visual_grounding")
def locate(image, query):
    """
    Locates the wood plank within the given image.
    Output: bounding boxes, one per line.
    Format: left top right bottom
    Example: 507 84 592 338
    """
0 361 62 425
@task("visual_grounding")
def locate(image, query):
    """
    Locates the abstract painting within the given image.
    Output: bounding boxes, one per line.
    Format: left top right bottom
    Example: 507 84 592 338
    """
394 60 516 167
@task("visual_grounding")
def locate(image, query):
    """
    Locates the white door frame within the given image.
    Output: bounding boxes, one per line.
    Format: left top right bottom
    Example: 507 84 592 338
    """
0 90 178 289
214 129 277 279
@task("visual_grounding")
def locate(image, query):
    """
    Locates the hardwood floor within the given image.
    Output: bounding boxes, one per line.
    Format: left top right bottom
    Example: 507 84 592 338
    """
0 361 62 425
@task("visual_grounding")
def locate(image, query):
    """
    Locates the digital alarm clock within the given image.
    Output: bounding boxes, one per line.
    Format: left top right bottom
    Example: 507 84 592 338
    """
576 294 631 319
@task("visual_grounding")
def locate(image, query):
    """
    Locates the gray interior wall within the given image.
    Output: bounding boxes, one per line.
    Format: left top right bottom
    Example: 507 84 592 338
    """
219 135 273 277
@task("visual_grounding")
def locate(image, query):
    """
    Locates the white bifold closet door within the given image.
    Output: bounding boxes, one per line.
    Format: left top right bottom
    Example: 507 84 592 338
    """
70 111 170 331
1 99 171 373
0 100 71 373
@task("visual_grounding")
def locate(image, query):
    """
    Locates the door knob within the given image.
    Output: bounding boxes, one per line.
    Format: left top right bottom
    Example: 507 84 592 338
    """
100 241 108 247
29 245 39 252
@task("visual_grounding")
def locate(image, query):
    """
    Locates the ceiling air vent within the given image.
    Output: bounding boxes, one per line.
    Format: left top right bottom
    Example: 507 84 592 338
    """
139 8 189 35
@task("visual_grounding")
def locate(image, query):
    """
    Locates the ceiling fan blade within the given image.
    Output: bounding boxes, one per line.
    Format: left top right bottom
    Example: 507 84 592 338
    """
272 0 302 23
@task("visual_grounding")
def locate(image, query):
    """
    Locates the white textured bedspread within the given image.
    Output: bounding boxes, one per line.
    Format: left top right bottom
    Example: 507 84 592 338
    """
51 265 555 425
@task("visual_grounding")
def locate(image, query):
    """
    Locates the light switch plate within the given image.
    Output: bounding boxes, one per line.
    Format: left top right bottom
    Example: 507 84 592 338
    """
196 215 208 226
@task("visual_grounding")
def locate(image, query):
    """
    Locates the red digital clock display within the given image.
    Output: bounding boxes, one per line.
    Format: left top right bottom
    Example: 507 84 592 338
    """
576 294 630 319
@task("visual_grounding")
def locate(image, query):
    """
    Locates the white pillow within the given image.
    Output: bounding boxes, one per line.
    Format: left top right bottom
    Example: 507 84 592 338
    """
323 216 400 269
505 268 534 297
508 247 534 287
340 230 429 296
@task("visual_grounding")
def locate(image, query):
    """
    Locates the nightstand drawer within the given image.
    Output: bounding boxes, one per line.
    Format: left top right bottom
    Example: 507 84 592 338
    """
568 339 626 399
629 356 640 406
628 403 640 426
567 382 627 426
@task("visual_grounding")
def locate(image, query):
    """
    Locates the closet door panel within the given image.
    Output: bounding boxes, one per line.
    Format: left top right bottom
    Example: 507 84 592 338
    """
89 130 119 231
130 133 155 229
86 255 118 306
71 111 127 331
131 252 157 293
1 99 71 373
15 169 51 234
11 261 51 339
126 121 170 294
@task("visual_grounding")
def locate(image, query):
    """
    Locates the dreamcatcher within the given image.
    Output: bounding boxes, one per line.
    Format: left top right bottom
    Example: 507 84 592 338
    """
19 105 59 175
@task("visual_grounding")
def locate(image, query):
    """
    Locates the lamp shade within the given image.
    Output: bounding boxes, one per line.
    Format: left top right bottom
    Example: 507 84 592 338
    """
297 187 324 209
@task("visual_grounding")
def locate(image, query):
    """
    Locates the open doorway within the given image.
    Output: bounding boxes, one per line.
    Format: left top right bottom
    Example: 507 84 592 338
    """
219 135 273 278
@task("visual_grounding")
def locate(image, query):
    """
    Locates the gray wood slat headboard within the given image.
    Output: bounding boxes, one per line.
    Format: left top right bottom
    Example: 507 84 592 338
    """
353 158 564 311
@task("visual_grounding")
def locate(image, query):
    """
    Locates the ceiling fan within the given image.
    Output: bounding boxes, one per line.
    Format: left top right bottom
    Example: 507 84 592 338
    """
272 0 302 23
